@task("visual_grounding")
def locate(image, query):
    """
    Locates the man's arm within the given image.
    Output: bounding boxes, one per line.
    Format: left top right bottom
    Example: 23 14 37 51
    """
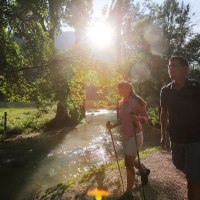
160 107 168 150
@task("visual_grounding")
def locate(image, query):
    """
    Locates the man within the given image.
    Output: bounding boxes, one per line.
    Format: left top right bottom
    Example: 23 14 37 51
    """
160 56 200 200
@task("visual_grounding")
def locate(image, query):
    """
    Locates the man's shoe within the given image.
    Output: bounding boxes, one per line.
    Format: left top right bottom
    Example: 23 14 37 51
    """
141 168 150 185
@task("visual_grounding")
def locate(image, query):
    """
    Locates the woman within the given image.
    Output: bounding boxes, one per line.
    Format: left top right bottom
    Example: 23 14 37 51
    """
106 80 150 196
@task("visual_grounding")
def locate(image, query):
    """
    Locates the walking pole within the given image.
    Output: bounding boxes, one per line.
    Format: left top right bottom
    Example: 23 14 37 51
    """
106 121 124 192
130 112 146 200
134 131 146 200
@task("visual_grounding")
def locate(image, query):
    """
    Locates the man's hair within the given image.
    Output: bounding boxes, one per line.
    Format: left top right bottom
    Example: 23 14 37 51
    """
169 56 189 69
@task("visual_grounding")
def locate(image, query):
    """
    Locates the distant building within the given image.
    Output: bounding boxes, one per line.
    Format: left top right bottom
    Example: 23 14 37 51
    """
85 85 97 100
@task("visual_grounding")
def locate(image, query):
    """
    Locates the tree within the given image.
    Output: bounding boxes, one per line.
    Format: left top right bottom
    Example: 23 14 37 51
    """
0 1 29 100
185 34 200 68
112 0 200 127
64 0 92 44
0 0 93 126
155 0 194 59
116 0 197 98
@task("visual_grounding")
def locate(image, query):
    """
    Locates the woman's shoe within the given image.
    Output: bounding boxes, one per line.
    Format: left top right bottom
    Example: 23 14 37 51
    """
141 168 150 185
118 191 133 200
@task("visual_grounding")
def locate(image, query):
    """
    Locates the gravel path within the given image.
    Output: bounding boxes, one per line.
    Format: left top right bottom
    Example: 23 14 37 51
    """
135 151 187 200
35 151 187 200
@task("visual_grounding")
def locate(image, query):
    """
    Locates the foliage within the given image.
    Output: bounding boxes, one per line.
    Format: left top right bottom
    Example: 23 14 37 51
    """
0 0 54 101
155 0 195 59
147 106 160 127
108 0 199 112
1 0 200 130
0 24 28 99
64 0 92 44
185 34 200 68
65 59 88 122
91 63 123 109
188 68 200 81
1 1 93 125
22 23 54 67
64 0 92 29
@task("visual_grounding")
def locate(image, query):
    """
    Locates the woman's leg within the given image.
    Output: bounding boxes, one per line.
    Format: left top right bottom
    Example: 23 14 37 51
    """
124 154 136 192
133 133 150 184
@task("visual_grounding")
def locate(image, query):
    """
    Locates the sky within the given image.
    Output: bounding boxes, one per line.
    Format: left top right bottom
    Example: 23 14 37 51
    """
93 0 200 33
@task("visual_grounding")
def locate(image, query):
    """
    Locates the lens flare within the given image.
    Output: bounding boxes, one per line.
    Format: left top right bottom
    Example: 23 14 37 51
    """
87 188 109 200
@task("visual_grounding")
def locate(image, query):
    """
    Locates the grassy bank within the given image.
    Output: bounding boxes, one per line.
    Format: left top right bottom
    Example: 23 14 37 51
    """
36 146 160 199
66 146 160 187
0 106 56 136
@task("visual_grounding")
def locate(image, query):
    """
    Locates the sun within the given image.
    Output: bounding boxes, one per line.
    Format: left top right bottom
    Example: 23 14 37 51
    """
87 22 113 49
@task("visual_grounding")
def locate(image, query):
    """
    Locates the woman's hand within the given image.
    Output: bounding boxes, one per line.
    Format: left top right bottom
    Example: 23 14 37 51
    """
130 115 139 123
139 116 148 124
106 121 113 131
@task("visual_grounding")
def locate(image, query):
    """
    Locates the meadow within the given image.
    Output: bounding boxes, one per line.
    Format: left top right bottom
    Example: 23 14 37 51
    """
0 102 56 136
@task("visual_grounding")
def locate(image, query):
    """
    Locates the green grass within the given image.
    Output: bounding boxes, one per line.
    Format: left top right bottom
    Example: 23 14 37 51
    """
0 106 56 136
140 146 161 158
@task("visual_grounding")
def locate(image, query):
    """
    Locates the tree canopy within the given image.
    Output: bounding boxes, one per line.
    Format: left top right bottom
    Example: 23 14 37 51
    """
1 0 200 125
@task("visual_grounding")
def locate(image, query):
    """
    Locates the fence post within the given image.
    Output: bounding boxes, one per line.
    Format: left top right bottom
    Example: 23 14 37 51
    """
4 112 7 131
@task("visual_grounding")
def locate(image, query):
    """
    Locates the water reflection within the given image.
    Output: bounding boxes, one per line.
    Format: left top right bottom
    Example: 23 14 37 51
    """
0 110 160 200
0 110 121 200
25 112 120 197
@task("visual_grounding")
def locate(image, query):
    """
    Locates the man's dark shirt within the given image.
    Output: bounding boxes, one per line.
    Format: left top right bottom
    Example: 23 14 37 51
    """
160 79 200 143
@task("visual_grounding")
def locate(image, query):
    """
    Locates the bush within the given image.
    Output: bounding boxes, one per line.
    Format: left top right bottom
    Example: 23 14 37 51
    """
148 106 160 127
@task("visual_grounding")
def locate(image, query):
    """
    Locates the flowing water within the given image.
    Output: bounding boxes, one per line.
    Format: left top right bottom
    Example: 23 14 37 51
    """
0 110 120 199
0 110 160 200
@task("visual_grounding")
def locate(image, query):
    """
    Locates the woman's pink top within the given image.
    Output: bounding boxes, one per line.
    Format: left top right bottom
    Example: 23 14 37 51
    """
118 97 148 139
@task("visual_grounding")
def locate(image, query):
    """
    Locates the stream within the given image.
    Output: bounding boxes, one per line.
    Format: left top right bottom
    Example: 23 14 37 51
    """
0 110 160 200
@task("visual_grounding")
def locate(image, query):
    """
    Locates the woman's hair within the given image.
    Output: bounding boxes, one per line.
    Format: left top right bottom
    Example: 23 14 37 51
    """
118 81 147 107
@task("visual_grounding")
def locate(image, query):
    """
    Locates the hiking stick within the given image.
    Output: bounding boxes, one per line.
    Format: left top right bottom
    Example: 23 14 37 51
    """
134 131 146 200
130 112 146 200
106 121 124 192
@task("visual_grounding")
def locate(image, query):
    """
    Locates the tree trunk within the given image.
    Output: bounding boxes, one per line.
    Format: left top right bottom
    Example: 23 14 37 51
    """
54 101 70 121
47 101 71 129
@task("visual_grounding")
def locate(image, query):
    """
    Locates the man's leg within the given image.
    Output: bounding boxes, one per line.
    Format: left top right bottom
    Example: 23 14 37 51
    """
186 142 200 200
188 182 200 200
171 142 185 171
